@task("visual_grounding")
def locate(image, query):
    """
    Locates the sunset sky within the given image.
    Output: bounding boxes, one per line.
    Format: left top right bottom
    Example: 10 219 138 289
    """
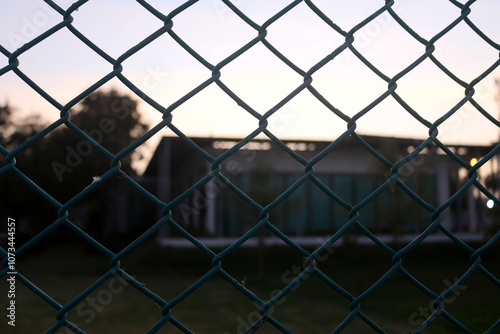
1 0 499 168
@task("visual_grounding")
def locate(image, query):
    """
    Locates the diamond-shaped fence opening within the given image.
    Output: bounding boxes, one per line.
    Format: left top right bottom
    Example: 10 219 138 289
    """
16 30 111 102
1 0 499 333
71 1 163 59
174 4 257 65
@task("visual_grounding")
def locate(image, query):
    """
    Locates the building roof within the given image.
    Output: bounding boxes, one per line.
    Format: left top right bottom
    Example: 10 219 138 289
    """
143 135 495 177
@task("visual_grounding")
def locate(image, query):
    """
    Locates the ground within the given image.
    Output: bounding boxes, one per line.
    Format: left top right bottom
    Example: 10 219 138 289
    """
0 238 499 333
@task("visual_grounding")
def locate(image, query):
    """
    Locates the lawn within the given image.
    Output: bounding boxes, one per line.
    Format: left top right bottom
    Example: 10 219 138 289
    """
1 238 499 334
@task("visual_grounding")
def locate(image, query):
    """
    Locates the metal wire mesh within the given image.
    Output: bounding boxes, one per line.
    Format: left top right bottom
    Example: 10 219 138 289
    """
1 0 499 333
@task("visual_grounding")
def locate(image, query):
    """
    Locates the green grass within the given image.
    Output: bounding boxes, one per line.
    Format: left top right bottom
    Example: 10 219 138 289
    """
1 239 499 333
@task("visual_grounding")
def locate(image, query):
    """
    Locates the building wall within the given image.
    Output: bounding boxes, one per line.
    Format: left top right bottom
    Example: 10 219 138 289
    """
147 137 489 238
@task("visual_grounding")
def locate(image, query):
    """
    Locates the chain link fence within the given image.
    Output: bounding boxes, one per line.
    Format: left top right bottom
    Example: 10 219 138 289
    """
1 0 500 333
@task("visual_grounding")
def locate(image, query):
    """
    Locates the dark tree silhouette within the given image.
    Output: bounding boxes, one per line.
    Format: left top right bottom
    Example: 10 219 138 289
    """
0 90 149 247
0 103 49 247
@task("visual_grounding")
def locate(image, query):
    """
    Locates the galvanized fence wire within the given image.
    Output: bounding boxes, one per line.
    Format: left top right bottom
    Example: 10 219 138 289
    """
1 0 500 333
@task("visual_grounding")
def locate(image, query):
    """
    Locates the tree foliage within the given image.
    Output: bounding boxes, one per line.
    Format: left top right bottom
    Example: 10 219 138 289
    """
0 90 149 246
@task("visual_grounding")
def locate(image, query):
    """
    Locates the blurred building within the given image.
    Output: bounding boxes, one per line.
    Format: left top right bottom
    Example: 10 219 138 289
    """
138 136 495 243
